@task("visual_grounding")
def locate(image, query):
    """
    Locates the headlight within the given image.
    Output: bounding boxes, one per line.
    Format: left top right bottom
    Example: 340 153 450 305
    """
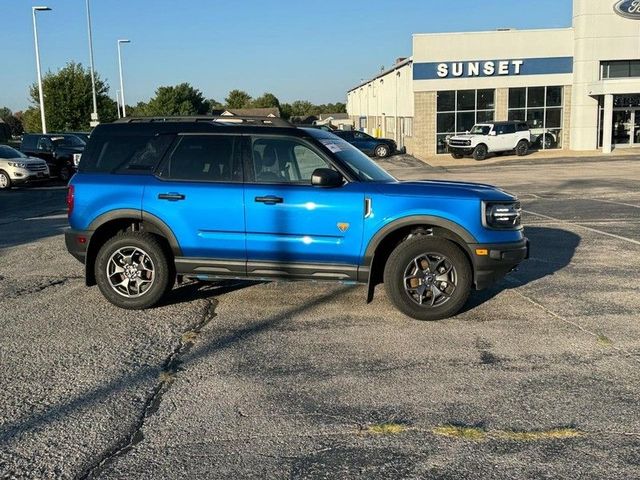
8 162 27 168
483 201 522 229
73 153 82 167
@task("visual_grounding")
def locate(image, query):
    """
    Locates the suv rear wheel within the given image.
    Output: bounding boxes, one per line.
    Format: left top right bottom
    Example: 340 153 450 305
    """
383 236 472 321
516 140 529 157
473 144 488 161
95 232 174 310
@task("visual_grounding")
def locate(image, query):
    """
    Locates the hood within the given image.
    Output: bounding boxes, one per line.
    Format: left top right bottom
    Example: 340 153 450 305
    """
449 134 477 140
375 179 516 201
0 156 47 165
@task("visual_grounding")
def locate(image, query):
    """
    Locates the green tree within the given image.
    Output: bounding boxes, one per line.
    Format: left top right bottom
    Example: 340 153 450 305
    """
225 89 252 109
144 83 210 116
289 100 315 117
22 107 41 133
0 108 24 136
208 99 224 112
27 62 117 131
250 92 280 109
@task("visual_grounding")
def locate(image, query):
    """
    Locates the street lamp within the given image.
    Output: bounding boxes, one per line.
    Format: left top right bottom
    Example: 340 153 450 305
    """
86 0 99 127
117 39 131 117
116 89 121 119
32 6 51 133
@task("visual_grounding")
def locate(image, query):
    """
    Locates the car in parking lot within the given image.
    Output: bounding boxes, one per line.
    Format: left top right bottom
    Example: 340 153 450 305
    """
0 145 49 190
21 134 85 181
447 121 530 160
332 130 401 158
65 116 528 321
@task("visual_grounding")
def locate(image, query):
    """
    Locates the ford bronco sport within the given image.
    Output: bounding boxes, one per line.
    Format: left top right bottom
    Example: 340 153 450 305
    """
65 116 528 321
447 121 530 161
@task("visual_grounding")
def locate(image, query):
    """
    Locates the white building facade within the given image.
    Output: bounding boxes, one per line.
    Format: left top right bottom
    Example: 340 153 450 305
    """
346 0 640 158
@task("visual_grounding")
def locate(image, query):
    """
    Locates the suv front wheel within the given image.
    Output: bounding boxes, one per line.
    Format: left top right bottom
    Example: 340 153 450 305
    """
516 140 529 157
473 144 488 161
95 232 174 310
375 144 390 158
383 236 472 321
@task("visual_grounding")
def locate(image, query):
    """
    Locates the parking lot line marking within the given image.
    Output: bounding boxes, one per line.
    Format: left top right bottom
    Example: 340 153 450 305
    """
524 210 640 246
508 286 640 367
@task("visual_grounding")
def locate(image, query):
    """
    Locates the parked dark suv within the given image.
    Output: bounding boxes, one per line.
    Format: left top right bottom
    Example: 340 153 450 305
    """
21 134 85 181
65 116 528 321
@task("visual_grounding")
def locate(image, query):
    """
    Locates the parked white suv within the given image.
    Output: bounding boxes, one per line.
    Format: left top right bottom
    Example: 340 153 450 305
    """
447 121 530 161
0 145 49 190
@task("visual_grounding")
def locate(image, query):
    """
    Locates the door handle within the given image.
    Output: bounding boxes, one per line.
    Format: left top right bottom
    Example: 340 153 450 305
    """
255 196 283 205
158 193 186 201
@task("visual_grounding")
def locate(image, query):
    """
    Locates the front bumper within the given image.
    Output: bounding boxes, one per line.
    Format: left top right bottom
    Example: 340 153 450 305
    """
469 238 529 290
449 146 475 155
65 228 92 263
10 169 50 184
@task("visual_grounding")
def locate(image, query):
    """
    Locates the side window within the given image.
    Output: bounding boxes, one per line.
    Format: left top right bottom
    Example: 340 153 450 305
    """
494 124 507 135
37 137 52 151
80 134 174 174
160 135 240 182
250 137 332 184
354 131 368 139
505 124 517 134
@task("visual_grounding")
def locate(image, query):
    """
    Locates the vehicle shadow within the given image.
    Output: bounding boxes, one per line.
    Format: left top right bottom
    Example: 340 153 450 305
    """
463 226 580 313
161 279 263 307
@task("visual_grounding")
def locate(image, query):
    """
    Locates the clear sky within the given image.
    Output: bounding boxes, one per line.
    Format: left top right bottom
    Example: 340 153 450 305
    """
0 0 573 112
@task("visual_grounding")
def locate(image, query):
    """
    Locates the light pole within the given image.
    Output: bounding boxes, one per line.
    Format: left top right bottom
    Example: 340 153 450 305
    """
117 39 131 117
86 0 99 127
116 89 121 119
32 6 51 133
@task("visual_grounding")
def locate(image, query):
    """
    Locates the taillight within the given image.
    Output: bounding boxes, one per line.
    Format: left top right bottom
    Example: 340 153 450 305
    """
66 184 75 217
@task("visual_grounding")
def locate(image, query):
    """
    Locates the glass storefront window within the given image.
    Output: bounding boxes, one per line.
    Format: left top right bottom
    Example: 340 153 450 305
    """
437 91 455 112
508 86 564 150
436 89 496 153
509 88 526 109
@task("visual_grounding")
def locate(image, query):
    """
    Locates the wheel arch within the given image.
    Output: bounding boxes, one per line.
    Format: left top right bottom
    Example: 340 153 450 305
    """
84 210 181 286
362 216 476 302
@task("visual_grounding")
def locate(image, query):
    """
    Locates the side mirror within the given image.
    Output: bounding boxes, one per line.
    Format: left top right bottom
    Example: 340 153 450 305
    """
311 168 343 188
489 131 497 136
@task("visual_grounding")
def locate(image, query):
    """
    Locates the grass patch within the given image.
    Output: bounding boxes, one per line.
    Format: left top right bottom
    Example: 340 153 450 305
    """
597 334 613 347
496 428 583 441
433 425 487 441
181 331 199 344
366 423 408 435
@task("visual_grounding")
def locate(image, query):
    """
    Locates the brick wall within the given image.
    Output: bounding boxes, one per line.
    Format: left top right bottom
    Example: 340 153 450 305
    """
562 85 572 149
495 88 509 121
406 91 436 159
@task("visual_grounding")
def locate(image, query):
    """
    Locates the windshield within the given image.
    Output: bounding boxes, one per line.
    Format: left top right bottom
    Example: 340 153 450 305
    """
303 129 395 182
52 135 85 147
0 145 27 159
469 125 491 135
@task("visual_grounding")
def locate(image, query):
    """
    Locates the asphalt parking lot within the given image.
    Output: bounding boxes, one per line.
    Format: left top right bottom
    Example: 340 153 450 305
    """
1 156 639 479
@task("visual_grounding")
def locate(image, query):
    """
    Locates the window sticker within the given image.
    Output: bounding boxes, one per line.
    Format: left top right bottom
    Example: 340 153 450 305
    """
320 140 344 153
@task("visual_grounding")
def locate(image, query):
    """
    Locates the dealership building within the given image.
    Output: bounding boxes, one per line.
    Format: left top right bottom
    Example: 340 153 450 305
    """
346 0 640 158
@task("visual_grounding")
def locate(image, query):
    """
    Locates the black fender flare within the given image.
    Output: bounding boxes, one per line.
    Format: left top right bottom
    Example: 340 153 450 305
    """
361 215 477 302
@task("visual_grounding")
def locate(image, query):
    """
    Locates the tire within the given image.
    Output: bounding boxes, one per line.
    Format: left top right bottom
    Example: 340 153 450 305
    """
383 236 472 321
450 152 464 159
472 144 488 161
0 170 11 190
516 140 529 157
59 166 71 183
543 134 556 150
375 144 390 158
95 231 175 310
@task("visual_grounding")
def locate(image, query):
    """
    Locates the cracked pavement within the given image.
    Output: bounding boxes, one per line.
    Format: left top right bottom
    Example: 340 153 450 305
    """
1 157 639 479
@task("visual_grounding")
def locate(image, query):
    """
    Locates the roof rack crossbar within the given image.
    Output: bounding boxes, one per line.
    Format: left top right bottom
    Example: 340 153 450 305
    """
113 115 292 127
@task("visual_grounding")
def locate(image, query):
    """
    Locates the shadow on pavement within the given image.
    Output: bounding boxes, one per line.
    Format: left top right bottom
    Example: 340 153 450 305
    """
465 226 580 312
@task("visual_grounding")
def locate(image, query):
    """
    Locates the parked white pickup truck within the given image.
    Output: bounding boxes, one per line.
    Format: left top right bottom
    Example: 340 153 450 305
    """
447 121 531 160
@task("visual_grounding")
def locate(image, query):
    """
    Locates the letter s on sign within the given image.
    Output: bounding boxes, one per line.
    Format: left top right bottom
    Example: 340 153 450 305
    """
437 63 448 78
483 61 495 76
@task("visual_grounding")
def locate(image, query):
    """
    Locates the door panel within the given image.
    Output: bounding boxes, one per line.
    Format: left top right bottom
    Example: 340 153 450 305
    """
244 182 365 265
142 134 245 263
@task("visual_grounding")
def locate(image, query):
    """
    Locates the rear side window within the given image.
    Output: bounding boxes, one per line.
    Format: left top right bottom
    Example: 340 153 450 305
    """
80 134 175 174
505 124 516 134
21 135 38 150
158 134 241 183
517 122 529 132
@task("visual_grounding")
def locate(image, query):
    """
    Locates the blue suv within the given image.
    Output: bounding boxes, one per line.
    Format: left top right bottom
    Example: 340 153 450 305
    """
65 116 528 321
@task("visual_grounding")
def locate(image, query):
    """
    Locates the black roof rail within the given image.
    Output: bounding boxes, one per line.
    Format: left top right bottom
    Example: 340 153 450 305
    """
113 115 293 128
